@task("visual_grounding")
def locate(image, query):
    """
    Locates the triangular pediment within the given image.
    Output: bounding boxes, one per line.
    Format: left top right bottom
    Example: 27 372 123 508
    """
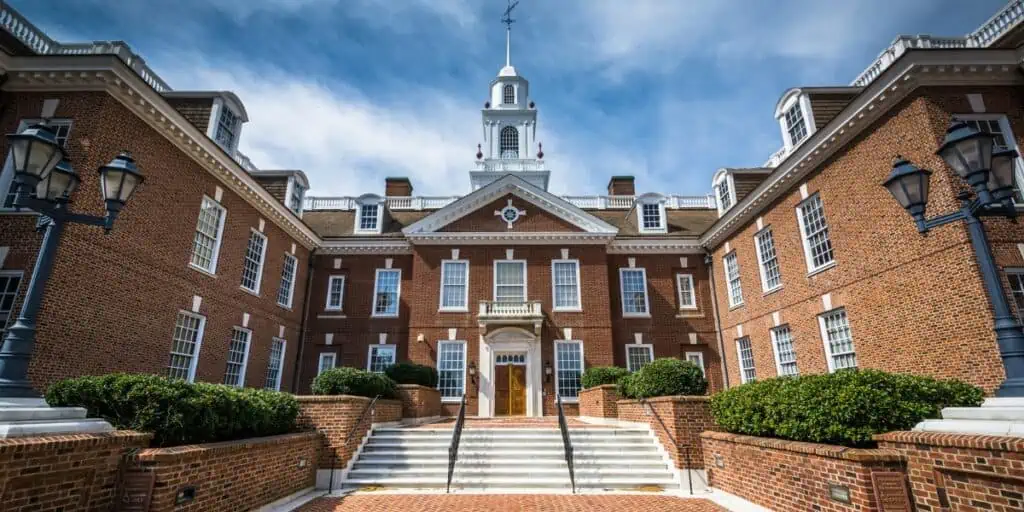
402 175 618 241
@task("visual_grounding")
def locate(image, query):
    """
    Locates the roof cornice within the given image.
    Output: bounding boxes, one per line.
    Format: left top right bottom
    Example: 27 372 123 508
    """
407 232 615 245
607 239 704 254
319 239 412 254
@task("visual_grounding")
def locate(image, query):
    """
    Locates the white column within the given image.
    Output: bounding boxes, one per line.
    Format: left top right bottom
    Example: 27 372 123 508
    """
478 334 493 417
527 339 542 417
520 121 529 158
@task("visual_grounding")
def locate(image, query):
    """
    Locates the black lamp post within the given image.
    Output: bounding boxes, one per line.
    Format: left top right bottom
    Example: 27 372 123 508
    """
883 119 1024 397
0 124 143 399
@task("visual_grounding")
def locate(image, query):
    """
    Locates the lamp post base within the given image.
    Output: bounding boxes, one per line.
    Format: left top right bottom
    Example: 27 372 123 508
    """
0 397 113 439
913 397 1024 437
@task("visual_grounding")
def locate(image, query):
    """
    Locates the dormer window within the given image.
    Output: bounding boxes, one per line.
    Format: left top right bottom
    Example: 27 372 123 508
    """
784 104 808 146
214 107 239 151
636 194 667 234
354 194 385 234
502 84 515 105
712 170 737 216
775 89 814 152
288 180 305 215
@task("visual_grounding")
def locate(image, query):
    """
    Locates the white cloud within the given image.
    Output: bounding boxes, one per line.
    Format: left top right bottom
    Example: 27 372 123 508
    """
202 0 480 28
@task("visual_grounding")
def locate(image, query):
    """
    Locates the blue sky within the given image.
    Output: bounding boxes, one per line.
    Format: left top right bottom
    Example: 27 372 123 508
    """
16 0 1008 197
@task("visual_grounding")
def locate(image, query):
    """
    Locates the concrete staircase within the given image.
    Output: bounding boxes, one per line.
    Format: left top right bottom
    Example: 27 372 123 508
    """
341 425 680 492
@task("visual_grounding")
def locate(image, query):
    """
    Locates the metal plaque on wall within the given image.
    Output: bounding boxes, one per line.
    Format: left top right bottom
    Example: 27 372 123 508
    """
871 471 913 512
116 469 155 511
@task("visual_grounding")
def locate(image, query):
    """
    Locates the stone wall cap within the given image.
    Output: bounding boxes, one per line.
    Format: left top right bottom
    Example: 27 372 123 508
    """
0 429 152 454
295 395 401 405
134 431 318 462
397 384 441 392
875 430 1024 452
581 384 619 391
617 395 711 405
701 431 904 462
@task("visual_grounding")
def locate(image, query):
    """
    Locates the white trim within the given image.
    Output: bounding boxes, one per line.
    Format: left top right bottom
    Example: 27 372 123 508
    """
636 193 668 234
625 343 654 372
606 239 704 254
684 351 705 378
320 240 412 254
439 259 470 312
736 337 755 384
366 344 397 373
754 227 782 293
371 268 402 317
712 169 737 216
553 340 584 403
676 273 697 310
723 251 744 308
551 259 582 312
618 267 650 317
240 228 268 295
265 338 286 391
493 259 527 303
188 195 227 275
318 352 337 376
818 308 857 373
796 193 835 274
437 340 467 402
170 310 206 383
354 195 385 234
770 324 799 377
407 232 615 245
277 253 298 309
324 275 345 311
224 326 252 387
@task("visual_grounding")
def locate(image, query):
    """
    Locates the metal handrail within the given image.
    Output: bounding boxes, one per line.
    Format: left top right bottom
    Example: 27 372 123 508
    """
446 394 467 493
328 394 379 493
555 395 576 494
640 398 693 495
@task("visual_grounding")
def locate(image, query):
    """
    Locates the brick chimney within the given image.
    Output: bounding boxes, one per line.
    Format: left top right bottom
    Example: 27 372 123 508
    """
385 177 413 197
607 176 635 196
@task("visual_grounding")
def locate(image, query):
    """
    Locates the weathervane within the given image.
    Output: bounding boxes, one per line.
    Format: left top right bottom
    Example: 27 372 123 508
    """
502 0 519 68
502 0 518 29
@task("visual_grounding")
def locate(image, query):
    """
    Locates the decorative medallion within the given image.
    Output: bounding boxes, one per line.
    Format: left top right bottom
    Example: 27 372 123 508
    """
494 199 526 229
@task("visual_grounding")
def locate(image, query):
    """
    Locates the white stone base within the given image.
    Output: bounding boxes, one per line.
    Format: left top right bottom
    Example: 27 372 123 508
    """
913 397 1024 437
0 399 114 439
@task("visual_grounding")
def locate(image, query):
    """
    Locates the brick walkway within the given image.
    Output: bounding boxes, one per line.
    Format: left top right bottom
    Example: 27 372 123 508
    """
298 495 727 511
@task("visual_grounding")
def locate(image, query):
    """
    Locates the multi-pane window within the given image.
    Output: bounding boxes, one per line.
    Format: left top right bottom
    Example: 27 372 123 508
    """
373 269 401 316
495 353 527 365
820 309 857 371
552 260 581 310
367 345 396 373
716 179 732 212
494 261 526 303
755 229 782 291
502 84 515 104
724 252 743 307
620 268 649 316
785 104 807 146
190 197 226 273
0 273 22 337
437 341 466 400
963 117 1023 201
685 352 706 378
771 325 798 377
325 275 345 311
289 182 305 214
640 203 664 231
223 327 251 387
797 194 834 272
277 254 298 308
168 311 205 382
240 230 267 293
555 341 584 400
1007 271 1024 324
264 338 286 390
500 126 519 159
676 274 696 309
737 337 756 383
3 120 72 208
626 344 653 372
318 353 336 376
215 107 238 149
358 204 380 232
440 261 469 310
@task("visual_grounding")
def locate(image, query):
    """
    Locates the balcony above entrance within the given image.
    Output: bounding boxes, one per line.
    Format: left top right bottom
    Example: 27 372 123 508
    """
478 300 543 335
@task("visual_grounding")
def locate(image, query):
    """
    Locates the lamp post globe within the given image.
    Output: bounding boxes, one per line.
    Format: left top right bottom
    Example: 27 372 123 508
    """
5 123 63 188
98 151 144 215
988 148 1019 203
883 156 932 227
936 120 996 202
36 159 79 202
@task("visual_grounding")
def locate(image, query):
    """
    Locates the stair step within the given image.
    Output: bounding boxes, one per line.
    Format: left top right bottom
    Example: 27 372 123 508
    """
344 476 678 488
350 467 673 478
354 458 669 468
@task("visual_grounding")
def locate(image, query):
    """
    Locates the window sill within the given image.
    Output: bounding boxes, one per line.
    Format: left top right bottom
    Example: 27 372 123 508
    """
239 286 260 297
553 308 583 313
678 306 698 311
439 308 470 313
189 264 218 278
318 313 346 319
728 302 745 311
806 261 836 278
622 313 652 319
277 304 293 311
556 398 579 404
371 314 400 319
762 285 784 298
324 307 344 313
676 311 704 319
441 397 464 403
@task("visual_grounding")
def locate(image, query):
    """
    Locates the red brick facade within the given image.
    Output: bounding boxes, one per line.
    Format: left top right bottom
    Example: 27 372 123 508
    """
295 395 402 468
578 384 619 419
397 384 442 418
617 397 714 469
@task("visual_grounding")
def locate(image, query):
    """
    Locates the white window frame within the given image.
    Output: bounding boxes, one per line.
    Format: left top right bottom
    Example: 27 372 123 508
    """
277 253 298 309
818 308 857 373
223 326 252 387
493 260 527 303
439 260 470 312
318 352 337 376
676 273 697 310
189 196 227 275
736 337 756 384
554 340 585 403
957 114 1024 205
777 93 815 151
712 170 736 216
770 325 799 377
325 275 346 311
265 338 286 390
796 193 835 274
354 195 385 234
619 268 650 317
240 229 268 294
551 259 582 312
367 344 397 373
625 343 654 372
685 351 705 378
284 175 306 216
723 252 743 308
0 270 24 337
636 194 667 234
213 104 241 153
1006 269 1024 324
437 340 467 402
168 311 206 383
754 227 782 293
372 268 402 317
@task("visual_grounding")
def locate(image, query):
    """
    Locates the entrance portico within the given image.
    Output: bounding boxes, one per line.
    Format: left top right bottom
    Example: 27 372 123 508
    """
478 327 543 417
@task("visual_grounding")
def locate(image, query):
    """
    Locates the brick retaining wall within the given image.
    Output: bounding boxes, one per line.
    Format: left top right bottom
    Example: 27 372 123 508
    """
296 395 402 469
617 396 713 469
579 385 619 419
397 384 441 418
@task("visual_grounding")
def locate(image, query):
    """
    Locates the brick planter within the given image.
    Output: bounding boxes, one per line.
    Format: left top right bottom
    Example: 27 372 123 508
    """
295 395 402 470
579 385 619 419
616 396 713 469
132 432 317 512
702 431 906 512
397 384 441 419
876 431 1024 512
0 430 151 512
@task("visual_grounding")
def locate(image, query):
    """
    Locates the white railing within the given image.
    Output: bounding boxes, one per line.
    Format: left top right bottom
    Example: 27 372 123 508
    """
478 300 543 318
666 194 716 209
474 159 547 172
304 197 357 210
305 193 715 211
0 4 171 92
970 0 1024 47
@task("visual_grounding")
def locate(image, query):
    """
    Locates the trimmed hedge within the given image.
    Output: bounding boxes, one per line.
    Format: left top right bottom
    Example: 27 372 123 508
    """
45 373 299 447
618 358 707 399
385 362 438 388
581 366 630 389
710 369 984 448
312 367 399 399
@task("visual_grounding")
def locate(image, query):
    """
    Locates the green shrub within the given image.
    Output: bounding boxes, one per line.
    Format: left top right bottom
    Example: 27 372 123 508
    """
312 367 398 399
385 362 438 388
581 366 630 389
710 369 984 448
618 358 708 399
45 373 298 447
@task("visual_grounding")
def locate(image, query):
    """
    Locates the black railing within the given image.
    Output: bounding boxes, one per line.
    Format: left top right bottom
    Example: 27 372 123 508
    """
640 398 694 495
446 394 467 493
328 394 379 494
556 394 576 494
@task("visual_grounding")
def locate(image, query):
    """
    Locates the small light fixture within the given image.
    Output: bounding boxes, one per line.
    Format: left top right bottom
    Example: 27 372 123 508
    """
468 361 476 375
988 148 1019 203
36 159 79 202
6 123 63 187
936 119 995 201
882 156 932 227
98 151 144 216
544 361 552 375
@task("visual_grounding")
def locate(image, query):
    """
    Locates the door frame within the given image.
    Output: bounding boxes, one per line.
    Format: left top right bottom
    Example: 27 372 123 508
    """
479 327 541 417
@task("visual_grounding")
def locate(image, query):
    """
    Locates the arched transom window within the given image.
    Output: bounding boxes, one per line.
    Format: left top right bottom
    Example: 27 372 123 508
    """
500 126 519 159
502 84 515 104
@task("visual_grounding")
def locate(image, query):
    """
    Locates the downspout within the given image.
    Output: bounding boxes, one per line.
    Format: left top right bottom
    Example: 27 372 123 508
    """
705 252 731 390
291 248 316 393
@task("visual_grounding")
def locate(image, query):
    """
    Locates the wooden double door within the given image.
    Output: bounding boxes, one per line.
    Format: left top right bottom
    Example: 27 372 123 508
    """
494 364 527 416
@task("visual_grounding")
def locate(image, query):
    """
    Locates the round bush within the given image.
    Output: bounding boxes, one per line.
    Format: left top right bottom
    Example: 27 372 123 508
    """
45 373 299 447
618 358 707 399
710 369 984 448
581 366 630 389
312 367 398 399
385 362 438 387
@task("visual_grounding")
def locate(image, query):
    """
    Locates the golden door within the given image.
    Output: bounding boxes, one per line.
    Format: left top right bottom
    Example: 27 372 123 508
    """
508 365 526 416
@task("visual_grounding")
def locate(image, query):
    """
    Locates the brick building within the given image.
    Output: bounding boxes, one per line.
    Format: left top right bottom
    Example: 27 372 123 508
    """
2 2 1024 416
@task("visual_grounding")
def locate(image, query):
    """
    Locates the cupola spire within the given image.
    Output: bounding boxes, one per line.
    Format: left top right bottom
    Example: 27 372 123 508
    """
502 0 518 69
